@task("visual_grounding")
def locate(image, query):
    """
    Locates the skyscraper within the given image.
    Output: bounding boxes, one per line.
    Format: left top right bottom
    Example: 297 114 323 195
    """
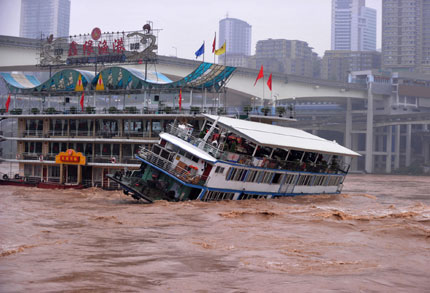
382 0 430 74
255 39 318 78
331 0 377 51
20 0 71 39
219 17 251 56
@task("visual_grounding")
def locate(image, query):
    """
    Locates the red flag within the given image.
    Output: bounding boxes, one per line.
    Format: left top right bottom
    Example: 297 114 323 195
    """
254 65 264 86
5 94 11 113
267 73 272 91
179 89 182 110
212 32 216 53
80 93 84 111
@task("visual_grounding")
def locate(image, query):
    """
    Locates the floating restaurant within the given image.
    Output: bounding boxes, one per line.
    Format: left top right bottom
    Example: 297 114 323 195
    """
0 25 245 188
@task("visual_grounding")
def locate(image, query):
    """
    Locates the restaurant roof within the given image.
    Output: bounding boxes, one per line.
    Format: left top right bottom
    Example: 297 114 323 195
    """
204 115 360 157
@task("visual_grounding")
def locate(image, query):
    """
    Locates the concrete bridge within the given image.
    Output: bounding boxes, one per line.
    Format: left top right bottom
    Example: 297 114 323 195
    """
1 35 429 174
0 35 369 102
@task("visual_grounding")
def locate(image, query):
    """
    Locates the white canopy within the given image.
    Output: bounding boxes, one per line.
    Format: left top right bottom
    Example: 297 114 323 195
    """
204 115 360 157
160 133 217 162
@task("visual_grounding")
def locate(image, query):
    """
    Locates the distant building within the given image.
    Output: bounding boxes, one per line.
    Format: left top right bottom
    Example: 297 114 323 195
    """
20 0 71 39
219 54 250 68
218 17 251 66
322 50 381 81
382 0 430 74
331 0 377 51
255 39 318 78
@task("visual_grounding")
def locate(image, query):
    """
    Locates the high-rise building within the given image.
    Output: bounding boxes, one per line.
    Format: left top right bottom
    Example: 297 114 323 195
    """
322 50 381 81
20 0 71 39
382 0 430 74
331 0 377 51
255 39 318 78
219 17 251 57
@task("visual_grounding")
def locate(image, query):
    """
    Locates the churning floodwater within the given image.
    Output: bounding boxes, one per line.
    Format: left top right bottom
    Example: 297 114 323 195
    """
0 174 430 292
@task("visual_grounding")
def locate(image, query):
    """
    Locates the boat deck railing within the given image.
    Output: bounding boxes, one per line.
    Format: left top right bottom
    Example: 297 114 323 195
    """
166 124 223 159
138 147 208 186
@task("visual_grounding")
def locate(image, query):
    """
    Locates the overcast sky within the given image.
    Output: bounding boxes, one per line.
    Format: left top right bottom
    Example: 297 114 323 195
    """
0 0 382 59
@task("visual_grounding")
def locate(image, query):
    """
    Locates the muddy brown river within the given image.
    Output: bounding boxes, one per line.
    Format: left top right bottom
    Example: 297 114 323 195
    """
1 174 430 292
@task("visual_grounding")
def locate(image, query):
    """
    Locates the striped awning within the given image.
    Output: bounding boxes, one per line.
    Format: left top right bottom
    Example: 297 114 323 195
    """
0 72 40 89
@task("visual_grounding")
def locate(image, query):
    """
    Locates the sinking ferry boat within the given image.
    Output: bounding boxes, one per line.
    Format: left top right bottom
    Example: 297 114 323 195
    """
107 115 360 203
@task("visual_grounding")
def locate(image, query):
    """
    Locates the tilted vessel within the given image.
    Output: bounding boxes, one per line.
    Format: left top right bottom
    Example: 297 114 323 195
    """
108 115 360 203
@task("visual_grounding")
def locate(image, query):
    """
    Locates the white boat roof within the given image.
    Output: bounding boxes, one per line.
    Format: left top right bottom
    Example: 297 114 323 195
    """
204 115 360 157
160 133 217 163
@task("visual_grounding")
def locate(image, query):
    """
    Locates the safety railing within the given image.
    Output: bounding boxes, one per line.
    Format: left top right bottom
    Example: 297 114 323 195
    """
166 124 223 158
20 130 44 137
138 147 208 186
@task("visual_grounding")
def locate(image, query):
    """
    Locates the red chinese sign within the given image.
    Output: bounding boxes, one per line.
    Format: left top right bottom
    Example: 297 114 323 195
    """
55 149 86 165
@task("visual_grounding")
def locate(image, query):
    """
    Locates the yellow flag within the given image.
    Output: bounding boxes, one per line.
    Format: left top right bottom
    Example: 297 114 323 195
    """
95 73 105 91
215 42 226 55
74 74 84 91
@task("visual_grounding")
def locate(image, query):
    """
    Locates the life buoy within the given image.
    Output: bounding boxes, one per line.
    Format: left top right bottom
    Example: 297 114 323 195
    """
111 157 116 164
14 174 20 179
39 155 44 161
2 174 8 180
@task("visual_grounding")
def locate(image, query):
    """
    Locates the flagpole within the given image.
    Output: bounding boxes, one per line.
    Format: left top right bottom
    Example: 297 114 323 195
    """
262 74 265 107
213 32 216 64
224 42 227 66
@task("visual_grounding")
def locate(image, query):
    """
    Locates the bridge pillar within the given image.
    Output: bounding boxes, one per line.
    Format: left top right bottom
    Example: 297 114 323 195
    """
311 116 317 135
351 132 359 171
344 98 352 166
405 124 412 167
386 126 392 173
424 140 430 165
394 125 401 169
345 98 352 148
365 85 374 173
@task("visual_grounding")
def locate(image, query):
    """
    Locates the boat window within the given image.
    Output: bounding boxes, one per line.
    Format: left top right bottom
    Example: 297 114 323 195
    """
314 175 325 186
297 175 313 186
215 166 225 174
152 144 161 155
160 149 170 160
240 170 248 181
227 167 235 180
246 170 256 182
202 191 235 202
35 142 42 153
76 143 84 153
233 169 244 181
24 164 32 176
102 144 111 156
239 193 268 200
272 173 282 184
284 174 295 185
328 176 342 186
262 172 273 184
49 166 60 178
